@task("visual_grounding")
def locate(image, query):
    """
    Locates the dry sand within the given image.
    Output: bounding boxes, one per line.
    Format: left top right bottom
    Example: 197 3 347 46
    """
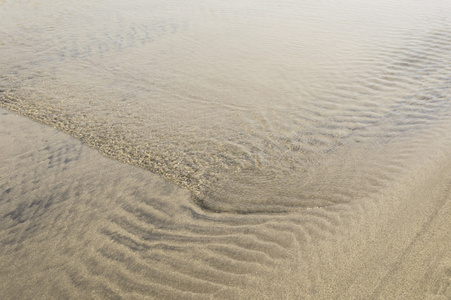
1 107 451 299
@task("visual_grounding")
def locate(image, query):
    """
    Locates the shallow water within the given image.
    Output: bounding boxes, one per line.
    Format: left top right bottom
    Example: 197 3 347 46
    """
2 1 451 299
1 0 451 213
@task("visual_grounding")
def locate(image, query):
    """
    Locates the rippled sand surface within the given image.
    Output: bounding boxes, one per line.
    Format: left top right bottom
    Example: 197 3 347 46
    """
1 0 451 298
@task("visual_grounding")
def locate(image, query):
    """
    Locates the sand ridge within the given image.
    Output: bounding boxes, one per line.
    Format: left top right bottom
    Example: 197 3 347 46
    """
1 109 451 299
1 0 451 298
1 0 451 214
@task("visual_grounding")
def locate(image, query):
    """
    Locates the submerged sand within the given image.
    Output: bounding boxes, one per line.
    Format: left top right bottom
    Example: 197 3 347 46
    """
2 0 451 216
1 108 451 299
1 0 451 298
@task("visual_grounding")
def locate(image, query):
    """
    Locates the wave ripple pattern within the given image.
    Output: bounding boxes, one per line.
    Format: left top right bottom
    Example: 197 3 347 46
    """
1 0 451 213
2 0 451 299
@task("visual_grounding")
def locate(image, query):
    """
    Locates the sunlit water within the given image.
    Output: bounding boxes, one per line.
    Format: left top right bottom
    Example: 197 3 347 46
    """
1 0 451 213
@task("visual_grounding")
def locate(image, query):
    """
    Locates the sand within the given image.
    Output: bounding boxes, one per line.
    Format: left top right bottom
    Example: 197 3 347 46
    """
1 108 451 299
2 0 451 216
1 0 451 298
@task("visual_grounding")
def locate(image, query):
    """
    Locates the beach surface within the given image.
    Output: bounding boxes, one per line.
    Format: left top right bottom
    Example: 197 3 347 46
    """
1 0 451 298
1 108 451 299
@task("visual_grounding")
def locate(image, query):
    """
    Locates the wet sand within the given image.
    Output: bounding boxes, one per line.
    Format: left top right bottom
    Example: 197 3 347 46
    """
1 108 451 299
2 0 451 298
2 0 451 215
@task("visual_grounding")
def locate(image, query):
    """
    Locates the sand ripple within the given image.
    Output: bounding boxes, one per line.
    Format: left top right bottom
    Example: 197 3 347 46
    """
1 19 451 212
1 0 451 298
